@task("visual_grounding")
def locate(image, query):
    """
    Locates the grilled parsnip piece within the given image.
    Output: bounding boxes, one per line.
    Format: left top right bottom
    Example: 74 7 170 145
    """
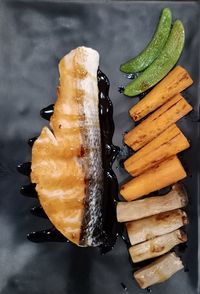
117 183 188 222
134 252 184 288
129 229 187 263
126 209 188 246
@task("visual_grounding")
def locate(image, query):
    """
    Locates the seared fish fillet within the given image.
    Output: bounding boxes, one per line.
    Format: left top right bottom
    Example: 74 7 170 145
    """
31 47 104 246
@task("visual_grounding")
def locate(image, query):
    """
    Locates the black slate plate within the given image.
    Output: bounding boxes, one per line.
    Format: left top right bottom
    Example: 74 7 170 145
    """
0 1 199 293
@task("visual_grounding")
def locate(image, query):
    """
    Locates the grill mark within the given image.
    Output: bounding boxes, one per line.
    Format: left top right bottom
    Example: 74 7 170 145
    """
130 98 183 148
129 132 181 174
151 98 182 121
133 72 190 119
167 73 188 91
126 127 177 165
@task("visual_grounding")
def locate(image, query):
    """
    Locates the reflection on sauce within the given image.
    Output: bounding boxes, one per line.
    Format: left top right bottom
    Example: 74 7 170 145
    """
30 206 48 219
27 228 68 243
40 104 54 121
28 137 38 147
17 162 31 176
20 183 37 198
97 69 120 253
120 282 128 291
118 86 125 93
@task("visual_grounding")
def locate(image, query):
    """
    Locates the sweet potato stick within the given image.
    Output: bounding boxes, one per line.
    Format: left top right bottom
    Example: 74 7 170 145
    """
117 183 188 222
120 156 186 201
134 252 184 289
130 66 193 121
129 229 187 263
124 124 189 176
126 209 188 246
124 94 192 151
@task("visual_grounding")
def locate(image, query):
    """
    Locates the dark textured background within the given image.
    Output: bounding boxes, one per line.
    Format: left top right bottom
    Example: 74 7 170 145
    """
0 1 199 293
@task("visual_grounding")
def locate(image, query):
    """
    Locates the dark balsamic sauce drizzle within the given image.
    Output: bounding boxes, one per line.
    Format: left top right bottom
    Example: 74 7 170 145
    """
40 104 54 120
27 228 68 243
120 282 128 291
20 183 37 198
178 242 188 253
118 86 125 94
28 137 38 147
121 228 131 248
19 69 120 249
30 206 48 219
137 88 151 100
184 268 189 272
97 68 120 254
40 104 54 121
17 162 31 176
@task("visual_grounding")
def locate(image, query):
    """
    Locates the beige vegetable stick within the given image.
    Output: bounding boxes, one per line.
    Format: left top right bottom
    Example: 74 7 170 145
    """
120 156 186 201
129 229 187 263
124 124 189 176
134 252 184 289
124 94 192 151
126 209 188 246
130 66 193 121
117 183 188 222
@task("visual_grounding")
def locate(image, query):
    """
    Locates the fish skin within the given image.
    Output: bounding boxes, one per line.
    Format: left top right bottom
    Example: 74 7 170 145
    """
31 47 104 246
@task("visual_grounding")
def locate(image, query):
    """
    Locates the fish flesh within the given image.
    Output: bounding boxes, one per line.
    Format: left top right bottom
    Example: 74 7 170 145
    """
31 47 104 246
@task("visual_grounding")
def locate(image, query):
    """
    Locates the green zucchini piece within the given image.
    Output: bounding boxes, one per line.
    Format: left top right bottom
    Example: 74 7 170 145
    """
120 8 172 74
124 20 185 97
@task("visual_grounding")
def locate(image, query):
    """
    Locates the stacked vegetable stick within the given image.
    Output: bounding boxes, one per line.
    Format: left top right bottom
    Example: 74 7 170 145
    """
129 66 193 121
124 93 192 151
117 183 188 222
117 66 193 288
121 156 186 201
124 124 189 177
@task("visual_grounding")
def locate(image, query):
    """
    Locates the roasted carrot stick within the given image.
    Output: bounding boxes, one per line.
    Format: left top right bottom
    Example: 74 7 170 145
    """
120 156 186 201
130 66 193 121
124 94 192 151
124 124 189 176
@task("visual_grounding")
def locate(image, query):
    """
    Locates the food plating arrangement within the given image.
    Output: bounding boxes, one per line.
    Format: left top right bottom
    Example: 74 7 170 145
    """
17 7 195 291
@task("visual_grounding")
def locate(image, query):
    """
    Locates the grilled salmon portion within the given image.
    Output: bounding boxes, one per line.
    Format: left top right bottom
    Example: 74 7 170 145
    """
31 47 104 246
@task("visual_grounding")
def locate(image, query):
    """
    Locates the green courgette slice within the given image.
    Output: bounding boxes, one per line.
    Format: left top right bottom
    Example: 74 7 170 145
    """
120 8 172 74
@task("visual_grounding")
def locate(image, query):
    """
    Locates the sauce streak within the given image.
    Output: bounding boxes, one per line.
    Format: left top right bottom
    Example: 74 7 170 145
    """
40 104 54 121
28 137 37 147
30 206 48 219
27 228 68 243
97 69 120 253
120 282 128 291
17 162 31 176
20 183 37 198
